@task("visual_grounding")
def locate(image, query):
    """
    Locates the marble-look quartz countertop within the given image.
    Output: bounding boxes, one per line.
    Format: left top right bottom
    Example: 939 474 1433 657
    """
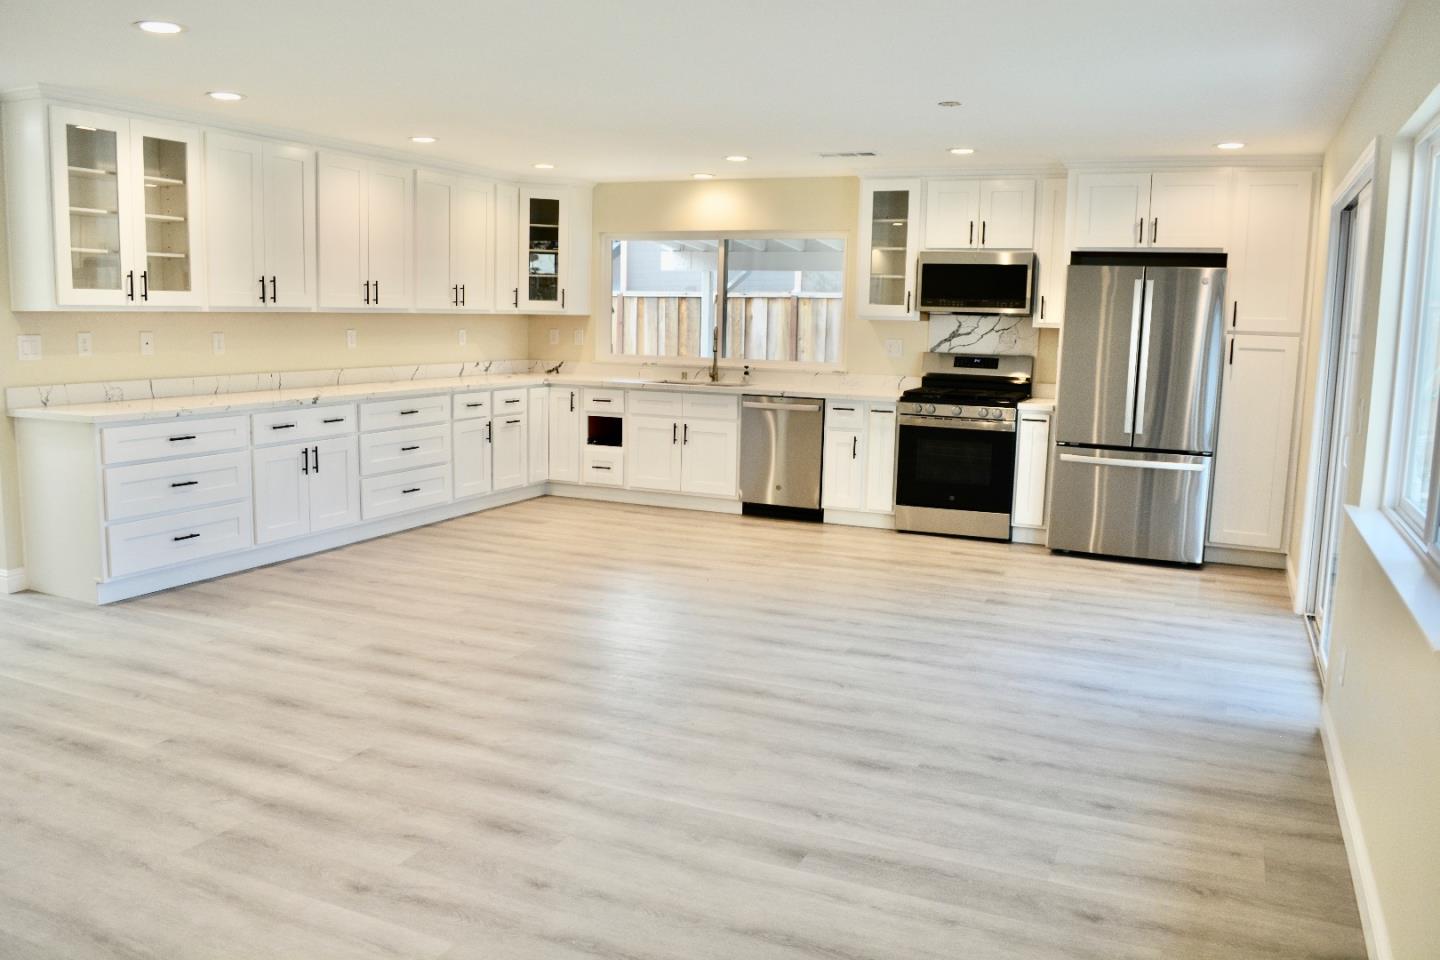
1018 397 1056 412
9 371 920 425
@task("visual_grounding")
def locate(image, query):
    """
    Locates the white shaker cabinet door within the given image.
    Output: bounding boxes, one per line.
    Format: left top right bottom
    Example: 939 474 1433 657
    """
253 442 311 544
822 430 866 511
317 152 368 308
923 179 981 249
453 417 494 500
492 413 528 491
308 435 361 533
365 160 413 309
977 178 1036 249
1071 172 1150 249
1147 170 1230 249
1227 170 1314 335
204 132 265 308
1013 413 1051 529
626 415 683 492
413 170 457 311
263 142 317 309
863 406 897 514
680 418 738 498
528 387 550 485
548 387 582 483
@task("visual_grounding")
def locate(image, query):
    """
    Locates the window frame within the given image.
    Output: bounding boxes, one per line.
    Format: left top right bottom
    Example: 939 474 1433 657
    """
1386 114 1440 569
599 230 848 371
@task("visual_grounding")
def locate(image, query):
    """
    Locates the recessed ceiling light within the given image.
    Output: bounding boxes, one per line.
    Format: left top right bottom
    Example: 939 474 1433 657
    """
207 91 244 102
937 100 963 108
724 155 749 163
134 19 185 34
409 136 437 144
533 163 554 170
692 173 715 180
1216 141 1246 150
948 147 975 155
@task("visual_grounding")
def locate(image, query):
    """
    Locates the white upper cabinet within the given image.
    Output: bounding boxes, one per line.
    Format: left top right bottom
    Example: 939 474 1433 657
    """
923 178 1035 250
1072 169 1230 250
317 153 412 309
128 119 205 307
518 186 570 312
206 133 316 309
494 182 520 312
858 179 922 320
414 170 494 312
1033 177 1068 329
1226 170 1314 335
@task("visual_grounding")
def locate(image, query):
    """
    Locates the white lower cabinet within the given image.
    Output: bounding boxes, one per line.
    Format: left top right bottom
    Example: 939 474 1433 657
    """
822 428 865 510
627 415 683 492
492 412 528 491
361 465 451 519
863 406 897 513
583 446 625 486
253 436 360 544
1209 335 1300 550
104 450 251 521
108 501 254 579
548 387 581 483
823 400 895 515
680 418 738 497
1013 411 1052 529
623 391 738 498
453 417 493 500
528 387 549 485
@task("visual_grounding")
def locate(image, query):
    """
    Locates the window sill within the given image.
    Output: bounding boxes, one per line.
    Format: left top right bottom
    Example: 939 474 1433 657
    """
1346 506 1440 652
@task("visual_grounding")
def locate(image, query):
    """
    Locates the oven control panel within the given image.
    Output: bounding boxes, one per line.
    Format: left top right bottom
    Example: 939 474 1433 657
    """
899 402 1016 422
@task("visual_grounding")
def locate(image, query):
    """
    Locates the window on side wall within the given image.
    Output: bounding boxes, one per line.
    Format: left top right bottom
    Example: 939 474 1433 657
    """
609 235 845 366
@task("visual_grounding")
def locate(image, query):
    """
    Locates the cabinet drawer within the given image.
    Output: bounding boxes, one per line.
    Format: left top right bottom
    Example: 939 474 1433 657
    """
107 500 254 579
360 423 451 476
453 391 492 420
361 464 452 520
493 388 529 415
826 401 866 430
105 450 252 521
682 392 739 420
626 390 683 417
252 404 357 445
101 416 249 465
584 388 625 413
582 447 625 486
359 394 449 432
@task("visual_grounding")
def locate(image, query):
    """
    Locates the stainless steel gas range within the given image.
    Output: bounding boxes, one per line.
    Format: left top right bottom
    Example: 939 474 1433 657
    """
894 354 1034 541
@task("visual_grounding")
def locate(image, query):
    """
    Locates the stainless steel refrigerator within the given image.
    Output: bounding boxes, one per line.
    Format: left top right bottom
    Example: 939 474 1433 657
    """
1049 259 1225 564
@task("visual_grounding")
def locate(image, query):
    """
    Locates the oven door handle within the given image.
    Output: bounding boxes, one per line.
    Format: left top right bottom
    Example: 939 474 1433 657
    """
899 414 1015 433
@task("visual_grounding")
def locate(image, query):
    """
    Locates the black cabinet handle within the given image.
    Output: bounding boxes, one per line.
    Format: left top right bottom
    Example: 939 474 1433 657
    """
1228 339 1235 365
322 417 345 424
301 448 308 475
852 436 858 459
591 464 612 471
126 270 135 301
592 397 611 404
486 421 492 442
400 409 419 416
672 422 677 444
968 221 974 245
1152 218 1159 244
363 280 370 305
401 445 420 452
1040 295 1046 320
172 533 200 542
139 270 148 301
506 418 520 425
981 221 987 246
459 284 465 306
373 280 379 305
513 287 519 308
569 391 575 412
312 446 319 473
1137 219 1144 244
452 284 459 307
271 423 296 430
168 435 196 442
683 423 689 444
170 480 198 488
561 288 566 309
1232 302 1238 328
833 406 855 412
270 276 276 303
504 398 520 404
259 276 267 303
465 402 483 408
402 487 420 494
906 290 911 312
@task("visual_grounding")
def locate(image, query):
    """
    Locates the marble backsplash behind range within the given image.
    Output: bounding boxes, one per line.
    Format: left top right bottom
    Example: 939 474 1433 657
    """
928 315 1038 356
4 359 542 411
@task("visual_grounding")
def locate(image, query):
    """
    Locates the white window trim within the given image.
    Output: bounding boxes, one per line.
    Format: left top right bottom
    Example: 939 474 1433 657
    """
597 230 848 372
1385 113 1440 573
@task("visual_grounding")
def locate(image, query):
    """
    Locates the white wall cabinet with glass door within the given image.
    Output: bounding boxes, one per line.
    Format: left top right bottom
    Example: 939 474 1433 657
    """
414 170 494 312
205 133 317 309
1070 169 1231 250
45 106 205 307
317 153 413 309
923 178 1036 250
516 185 591 314
857 179 922 320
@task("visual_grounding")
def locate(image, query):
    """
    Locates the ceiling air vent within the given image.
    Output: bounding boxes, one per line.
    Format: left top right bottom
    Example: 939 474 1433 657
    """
818 151 878 158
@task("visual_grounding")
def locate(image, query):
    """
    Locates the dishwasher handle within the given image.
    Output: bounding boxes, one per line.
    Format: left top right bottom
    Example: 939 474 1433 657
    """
742 400 822 412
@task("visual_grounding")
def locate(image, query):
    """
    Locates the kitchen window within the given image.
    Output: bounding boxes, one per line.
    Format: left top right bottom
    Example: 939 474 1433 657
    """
608 234 845 366
1390 117 1440 564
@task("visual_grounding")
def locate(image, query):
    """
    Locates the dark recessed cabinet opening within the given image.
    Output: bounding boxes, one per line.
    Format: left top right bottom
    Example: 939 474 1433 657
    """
587 415 623 447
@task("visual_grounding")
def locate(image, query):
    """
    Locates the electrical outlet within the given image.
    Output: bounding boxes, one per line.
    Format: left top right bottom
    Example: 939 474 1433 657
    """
139 331 155 356
77 332 93 357
212 332 226 355
346 329 357 349
573 328 584 346
548 328 560 346
458 329 468 346
885 338 903 358
17 335 41 361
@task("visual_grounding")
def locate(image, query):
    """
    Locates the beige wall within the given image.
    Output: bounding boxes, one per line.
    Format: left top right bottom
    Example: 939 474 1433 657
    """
1294 1 1440 956
0 159 535 572
526 177 1060 384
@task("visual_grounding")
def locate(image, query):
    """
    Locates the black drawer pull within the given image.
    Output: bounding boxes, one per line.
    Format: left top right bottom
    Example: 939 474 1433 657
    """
592 397 612 403
172 533 200 542
465 402 484 408
402 487 420 494
506 418 520 425
832 407 855 412
322 417 345 424
170 480 199 488
401 445 420 452
504 398 520 404
168 435 196 442
399 409 419 416
591 464 612 471
271 423 296 430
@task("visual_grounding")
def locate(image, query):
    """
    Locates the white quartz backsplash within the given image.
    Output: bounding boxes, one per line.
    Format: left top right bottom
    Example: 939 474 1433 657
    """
928 315 1038 356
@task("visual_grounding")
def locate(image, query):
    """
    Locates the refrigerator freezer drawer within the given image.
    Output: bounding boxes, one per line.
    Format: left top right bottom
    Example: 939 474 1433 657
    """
1047 449 1212 564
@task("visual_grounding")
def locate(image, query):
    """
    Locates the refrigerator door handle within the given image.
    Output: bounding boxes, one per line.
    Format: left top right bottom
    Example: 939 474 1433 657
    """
1134 278 1155 435
1123 278 1144 434
1059 453 1206 473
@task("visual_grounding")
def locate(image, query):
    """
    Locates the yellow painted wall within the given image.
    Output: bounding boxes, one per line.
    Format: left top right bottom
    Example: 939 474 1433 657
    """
526 177 1060 384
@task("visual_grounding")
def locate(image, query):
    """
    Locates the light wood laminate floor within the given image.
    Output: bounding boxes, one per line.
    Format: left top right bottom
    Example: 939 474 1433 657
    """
0 497 1363 959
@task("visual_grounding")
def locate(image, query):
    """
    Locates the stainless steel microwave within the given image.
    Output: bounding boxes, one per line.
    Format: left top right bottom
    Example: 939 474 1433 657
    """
916 250 1036 316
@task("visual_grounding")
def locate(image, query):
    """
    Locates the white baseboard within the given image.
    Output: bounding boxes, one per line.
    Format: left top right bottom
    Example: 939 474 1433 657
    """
0 567 27 594
1203 544 1288 569
1012 526 1046 545
547 483 742 515
822 509 894 529
1321 704 1391 960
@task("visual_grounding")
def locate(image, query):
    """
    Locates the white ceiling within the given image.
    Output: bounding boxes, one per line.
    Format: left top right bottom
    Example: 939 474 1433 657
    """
0 0 1404 182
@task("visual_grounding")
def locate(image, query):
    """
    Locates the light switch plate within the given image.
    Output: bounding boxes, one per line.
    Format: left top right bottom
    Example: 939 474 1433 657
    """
458 329 467 346
548 328 560 345
573 328 584 346
76 332 93 357
212 332 225 355
139 331 155 356
17 335 41 361
346 329 357 349
885 338 903 358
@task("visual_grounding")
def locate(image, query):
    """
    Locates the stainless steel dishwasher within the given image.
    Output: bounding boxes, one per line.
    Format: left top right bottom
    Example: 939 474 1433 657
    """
740 395 825 519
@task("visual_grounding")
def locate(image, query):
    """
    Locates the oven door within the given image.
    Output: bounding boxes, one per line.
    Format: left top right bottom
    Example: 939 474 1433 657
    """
895 415 1017 539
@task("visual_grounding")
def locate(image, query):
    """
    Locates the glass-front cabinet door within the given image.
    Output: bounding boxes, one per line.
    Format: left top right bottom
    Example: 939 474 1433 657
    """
130 120 203 305
858 178 922 321
519 187 569 311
